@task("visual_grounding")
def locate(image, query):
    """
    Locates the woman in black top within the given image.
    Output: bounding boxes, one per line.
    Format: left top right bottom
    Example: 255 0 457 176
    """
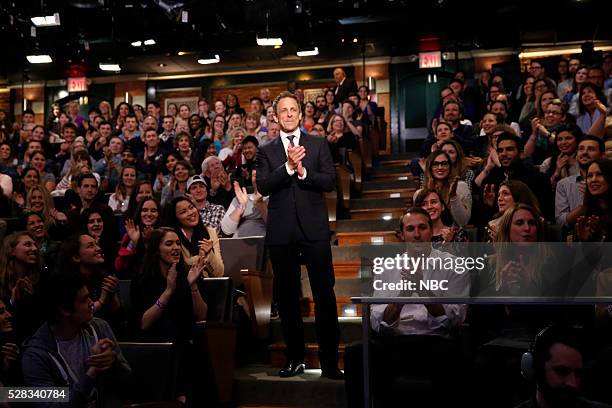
130 227 212 405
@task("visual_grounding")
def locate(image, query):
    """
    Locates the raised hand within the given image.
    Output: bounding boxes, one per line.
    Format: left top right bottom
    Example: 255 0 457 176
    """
555 154 570 172
233 181 248 207
595 100 607 115
166 263 178 293
125 219 140 244
188 255 208 285
575 215 601 241
296 160 305 177
50 208 68 222
440 227 456 242
198 239 213 256
287 145 306 171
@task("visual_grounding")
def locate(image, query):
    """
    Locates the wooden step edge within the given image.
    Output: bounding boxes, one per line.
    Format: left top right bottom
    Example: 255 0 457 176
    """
349 207 406 213
362 187 415 193
336 230 397 237
370 173 412 179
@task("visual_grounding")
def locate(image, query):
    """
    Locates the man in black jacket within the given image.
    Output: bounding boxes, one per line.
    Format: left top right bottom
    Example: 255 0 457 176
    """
480 133 554 221
256 91 342 379
333 68 358 105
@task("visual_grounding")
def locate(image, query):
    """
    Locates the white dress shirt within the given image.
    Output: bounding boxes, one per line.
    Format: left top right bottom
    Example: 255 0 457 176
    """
370 248 470 337
280 129 307 180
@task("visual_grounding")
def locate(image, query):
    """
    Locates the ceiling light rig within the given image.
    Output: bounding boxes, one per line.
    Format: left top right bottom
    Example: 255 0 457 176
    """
257 11 283 46
297 46 319 57
26 54 52 64
31 13 60 27
197 53 220 65
99 61 121 72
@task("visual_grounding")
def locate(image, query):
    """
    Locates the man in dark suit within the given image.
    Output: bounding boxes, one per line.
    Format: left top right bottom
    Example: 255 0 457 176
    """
256 91 342 379
333 67 358 105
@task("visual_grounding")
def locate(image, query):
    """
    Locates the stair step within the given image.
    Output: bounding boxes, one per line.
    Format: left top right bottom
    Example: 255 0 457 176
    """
270 317 362 345
350 197 408 210
336 218 398 232
335 231 400 246
363 179 416 191
361 188 415 199
370 164 410 174
349 209 405 221
234 365 347 408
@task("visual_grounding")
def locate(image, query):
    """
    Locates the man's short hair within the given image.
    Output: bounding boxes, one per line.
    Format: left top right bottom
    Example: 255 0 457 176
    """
442 99 464 114
249 96 263 105
23 108 35 116
125 114 137 121
76 172 98 188
579 134 605 153
399 207 433 231
273 91 300 114
98 120 111 128
242 135 259 147
62 123 77 132
449 78 464 87
532 325 585 384
342 99 355 109
147 101 160 109
44 271 87 324
496 132 523 151
88 107 101 115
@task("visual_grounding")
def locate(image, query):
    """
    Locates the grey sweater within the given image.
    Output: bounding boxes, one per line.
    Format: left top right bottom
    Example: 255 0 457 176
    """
21 318 131 408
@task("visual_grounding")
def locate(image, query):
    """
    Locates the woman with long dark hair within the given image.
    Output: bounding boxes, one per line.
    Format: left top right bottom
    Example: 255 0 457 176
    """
115 198 161 278
414 188 469 253
130 227 214 405
163 196 224 276
575 159 612 242
414 150 472 226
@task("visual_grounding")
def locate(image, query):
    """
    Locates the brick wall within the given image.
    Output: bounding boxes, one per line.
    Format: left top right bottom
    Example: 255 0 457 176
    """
211 81 335 109
114 80 146 108
13 86 45 125
0 90 9 113
474 55 513 73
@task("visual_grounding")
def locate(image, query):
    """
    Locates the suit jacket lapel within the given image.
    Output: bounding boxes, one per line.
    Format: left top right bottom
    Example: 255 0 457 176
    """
270 136 287 167
300 132 314 169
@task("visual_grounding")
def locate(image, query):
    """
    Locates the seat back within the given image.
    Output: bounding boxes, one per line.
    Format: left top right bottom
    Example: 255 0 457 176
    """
119 280 132 313
199 277 233 323
118 342 178 403
219 236 266 285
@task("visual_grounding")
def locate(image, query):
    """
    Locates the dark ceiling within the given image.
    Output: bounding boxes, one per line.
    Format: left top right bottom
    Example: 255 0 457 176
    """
0 0 609 82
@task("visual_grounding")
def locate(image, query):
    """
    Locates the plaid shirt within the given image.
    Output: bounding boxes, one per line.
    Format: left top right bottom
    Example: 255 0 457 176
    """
200 202 226 233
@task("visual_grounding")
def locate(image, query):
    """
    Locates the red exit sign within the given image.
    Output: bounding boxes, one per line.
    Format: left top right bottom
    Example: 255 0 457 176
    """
67 77 88 93
419 51 442 69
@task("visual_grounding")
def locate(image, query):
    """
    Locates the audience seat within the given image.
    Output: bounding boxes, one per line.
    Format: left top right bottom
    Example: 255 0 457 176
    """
118 341 180 407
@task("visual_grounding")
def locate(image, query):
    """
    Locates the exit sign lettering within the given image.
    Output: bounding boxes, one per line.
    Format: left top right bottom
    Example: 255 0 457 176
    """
419 51 442 69
67 77 88 93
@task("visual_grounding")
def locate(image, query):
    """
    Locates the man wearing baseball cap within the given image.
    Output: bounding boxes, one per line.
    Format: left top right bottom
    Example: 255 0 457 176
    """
186 175 225 233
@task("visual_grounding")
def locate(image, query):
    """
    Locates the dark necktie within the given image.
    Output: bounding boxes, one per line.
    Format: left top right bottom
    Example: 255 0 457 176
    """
287 135 295 147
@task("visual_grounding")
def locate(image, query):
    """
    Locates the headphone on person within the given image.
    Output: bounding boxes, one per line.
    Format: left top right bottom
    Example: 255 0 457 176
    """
521 325 584 384
521 326 553 383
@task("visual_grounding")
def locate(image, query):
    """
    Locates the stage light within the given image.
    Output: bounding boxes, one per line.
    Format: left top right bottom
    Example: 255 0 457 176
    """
26 54 52 63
